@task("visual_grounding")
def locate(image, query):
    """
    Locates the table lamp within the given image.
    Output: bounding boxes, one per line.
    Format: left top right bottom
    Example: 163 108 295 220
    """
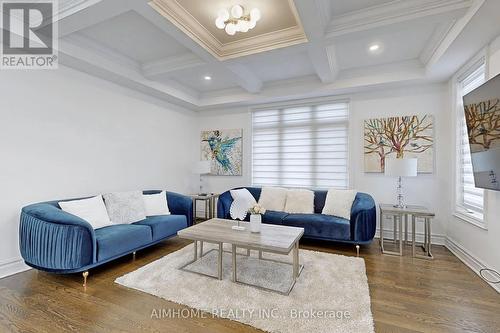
385 158 417 208
194 161 211 195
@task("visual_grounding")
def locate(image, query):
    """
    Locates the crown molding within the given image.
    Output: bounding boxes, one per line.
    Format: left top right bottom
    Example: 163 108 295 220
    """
148 0 308 60
326 0 472 38
141 53 205 78
220 26 307 60
425 0 485 69
65 33 141 71
419 20 457 65
57 0 103 20
224 63 262 93
59 34 200 106
314 0 332 31
308 43 338 83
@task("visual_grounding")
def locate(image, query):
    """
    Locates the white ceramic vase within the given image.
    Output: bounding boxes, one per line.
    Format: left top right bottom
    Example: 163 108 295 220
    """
250 214 262 233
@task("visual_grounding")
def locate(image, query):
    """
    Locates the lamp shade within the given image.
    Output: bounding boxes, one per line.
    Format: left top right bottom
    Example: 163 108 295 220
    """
194 160 211 175
384 158 417 177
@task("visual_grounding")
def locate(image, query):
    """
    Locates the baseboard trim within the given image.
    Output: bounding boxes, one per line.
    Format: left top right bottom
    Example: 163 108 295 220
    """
375 229 446 245
0 257 31 279
445 237 500 294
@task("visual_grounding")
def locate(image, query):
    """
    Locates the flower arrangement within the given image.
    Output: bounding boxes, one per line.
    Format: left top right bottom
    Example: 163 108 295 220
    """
248 203 266 215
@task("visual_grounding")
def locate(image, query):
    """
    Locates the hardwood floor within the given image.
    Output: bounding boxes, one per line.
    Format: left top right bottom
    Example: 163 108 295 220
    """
0 238 499 333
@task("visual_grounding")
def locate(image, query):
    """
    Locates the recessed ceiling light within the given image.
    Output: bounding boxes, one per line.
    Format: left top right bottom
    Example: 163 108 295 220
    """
369 44 380 52
204 76 212 81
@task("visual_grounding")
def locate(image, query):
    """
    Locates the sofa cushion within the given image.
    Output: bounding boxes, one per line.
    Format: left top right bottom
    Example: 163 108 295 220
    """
143 191 170 216
258 187 288 211
103 191 146 224
322 189 357 220
135 215 187 241
262 210 289 225
284 189 314 214
95 224 152 261
58 195 112 229
283 214 350 241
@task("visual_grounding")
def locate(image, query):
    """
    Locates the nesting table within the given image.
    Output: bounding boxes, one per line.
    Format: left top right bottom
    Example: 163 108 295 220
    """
177 218 304 295
379 204 435 259
189 193 219 223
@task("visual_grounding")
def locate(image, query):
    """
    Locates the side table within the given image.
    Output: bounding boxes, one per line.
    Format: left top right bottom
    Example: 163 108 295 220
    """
190 193 219 223
379 204 435 259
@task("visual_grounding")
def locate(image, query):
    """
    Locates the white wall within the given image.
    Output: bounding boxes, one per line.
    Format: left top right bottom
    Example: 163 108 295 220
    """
445 35 500 291
351 85 450 241
198 85 450 242
0 66 197 277
198 109 252 194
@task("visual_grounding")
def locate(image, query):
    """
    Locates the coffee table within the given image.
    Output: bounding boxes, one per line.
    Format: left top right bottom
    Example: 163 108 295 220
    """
177 218 304 295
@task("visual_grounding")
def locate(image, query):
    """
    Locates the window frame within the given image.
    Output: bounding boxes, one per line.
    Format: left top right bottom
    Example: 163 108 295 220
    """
250 98 351 190
452 50 489 229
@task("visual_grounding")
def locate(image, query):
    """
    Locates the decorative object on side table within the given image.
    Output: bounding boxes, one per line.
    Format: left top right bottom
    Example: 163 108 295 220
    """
385 158 417 208
193 160 211 195
248 203 266 233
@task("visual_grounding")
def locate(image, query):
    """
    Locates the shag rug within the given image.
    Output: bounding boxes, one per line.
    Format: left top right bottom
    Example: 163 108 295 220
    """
115 243 374 333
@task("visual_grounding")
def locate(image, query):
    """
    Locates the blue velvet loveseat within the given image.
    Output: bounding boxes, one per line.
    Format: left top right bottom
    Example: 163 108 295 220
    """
218 187 376 248
19 190 192 284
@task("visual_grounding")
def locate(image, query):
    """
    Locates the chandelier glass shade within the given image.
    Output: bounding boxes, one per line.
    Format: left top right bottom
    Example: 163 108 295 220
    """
215 5 261 36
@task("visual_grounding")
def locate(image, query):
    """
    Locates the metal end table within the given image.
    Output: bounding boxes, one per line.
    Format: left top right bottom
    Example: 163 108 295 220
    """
379 204 435 259
190 193 219 223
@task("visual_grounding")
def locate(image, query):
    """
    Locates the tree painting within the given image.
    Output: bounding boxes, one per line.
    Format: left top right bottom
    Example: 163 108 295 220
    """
464 98 500 153
201 129 243 176
364 115 434 173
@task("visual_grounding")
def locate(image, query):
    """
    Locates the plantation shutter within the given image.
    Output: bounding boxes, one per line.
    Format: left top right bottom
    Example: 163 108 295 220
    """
458 63 486 216
252 102 349 189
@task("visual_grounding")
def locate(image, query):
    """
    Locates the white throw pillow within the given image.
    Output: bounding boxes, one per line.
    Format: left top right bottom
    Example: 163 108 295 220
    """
103 191 146 224
322 189 357 220
258 187 288 212
59 195 112 229
230 188 257 220
284 189 314 214
143 191 170 216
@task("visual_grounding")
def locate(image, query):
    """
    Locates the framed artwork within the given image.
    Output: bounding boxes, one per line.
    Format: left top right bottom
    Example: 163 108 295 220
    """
364 115 434 173
201 129 243 176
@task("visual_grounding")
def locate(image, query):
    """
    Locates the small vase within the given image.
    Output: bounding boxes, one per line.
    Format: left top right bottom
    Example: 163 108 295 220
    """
250 214 262 233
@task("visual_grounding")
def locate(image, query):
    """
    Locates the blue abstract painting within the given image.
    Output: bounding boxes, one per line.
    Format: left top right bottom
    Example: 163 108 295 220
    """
201 129 243 176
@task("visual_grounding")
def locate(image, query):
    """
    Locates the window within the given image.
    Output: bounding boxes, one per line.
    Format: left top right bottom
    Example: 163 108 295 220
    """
456 60 486 223
251 101 349 189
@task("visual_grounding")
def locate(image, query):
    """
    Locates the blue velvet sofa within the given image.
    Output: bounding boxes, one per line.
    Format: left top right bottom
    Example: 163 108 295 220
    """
19 190 192 282
218 187 376 246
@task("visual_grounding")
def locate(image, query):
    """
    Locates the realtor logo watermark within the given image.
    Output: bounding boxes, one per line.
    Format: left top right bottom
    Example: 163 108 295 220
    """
1 0 58 69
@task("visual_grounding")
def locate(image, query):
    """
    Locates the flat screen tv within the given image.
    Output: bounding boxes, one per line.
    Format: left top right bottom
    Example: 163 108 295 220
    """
463 73 500 191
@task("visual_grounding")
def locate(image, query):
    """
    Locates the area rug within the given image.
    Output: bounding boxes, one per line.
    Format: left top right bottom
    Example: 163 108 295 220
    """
115 243 374 333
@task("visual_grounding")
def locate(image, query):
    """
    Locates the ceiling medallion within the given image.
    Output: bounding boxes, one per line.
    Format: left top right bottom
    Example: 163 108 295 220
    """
215 5 261 36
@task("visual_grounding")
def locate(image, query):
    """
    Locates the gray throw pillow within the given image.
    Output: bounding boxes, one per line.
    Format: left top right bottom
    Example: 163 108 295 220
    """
103 191 146 224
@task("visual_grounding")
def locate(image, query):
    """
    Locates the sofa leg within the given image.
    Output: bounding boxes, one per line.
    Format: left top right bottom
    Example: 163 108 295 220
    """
356 245 360 257
82 271 89 287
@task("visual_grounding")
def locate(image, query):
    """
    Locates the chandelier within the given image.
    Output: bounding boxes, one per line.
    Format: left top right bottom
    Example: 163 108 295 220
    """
215 5 261 36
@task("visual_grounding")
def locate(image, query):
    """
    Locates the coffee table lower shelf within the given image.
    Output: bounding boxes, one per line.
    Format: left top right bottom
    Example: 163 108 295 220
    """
179 240 303 296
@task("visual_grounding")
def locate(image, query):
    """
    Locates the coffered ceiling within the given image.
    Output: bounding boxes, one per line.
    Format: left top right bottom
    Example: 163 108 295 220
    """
149 0 307 60
22 0 500 110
